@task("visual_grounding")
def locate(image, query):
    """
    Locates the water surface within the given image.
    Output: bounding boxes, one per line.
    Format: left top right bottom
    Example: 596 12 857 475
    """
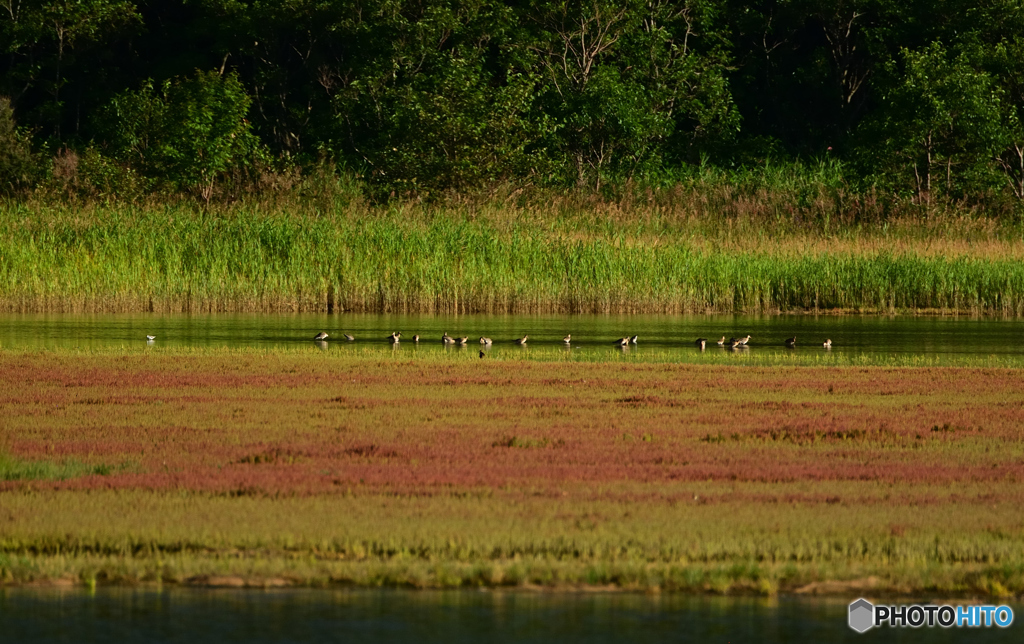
1 588 1018 644
0 312 1021 366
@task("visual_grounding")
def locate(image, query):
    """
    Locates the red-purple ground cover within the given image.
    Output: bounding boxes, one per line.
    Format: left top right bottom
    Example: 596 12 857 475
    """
3 352 1022 500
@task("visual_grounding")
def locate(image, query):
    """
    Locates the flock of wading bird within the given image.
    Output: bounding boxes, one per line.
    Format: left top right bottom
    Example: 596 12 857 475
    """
307 331 834 357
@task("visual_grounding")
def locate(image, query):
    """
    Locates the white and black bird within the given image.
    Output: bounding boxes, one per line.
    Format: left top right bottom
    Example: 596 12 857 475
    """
313 332 329 341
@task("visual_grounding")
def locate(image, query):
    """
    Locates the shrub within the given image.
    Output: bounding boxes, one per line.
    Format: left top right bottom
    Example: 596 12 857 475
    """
98 71 262 201
0 97 39 195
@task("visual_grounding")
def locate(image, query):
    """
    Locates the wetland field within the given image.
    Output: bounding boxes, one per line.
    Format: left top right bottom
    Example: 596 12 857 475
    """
2 346 1023 597
3 202 1024 600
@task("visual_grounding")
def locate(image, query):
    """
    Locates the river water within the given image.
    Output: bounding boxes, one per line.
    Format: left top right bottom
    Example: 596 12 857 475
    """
0 312 1021 365
1 588 1018 643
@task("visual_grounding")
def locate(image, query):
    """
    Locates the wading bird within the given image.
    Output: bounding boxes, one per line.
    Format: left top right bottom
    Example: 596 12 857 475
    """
616 337 629 346
456 336 469 345
695 338 707 350
442 332 455 345
563 334 572 344
823 339 832 348
146 335 156 341
480 337 492 345
717 336 726 346
412 335 419 342
479 350 486 358
514 335 529 345
344 333 355 341
313 332 328 341
785 336 796 347
739 335 751 345
387 332 401 343
630 335 638 345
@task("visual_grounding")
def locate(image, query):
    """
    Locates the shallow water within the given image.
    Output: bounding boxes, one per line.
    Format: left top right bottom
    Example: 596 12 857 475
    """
0 588 1018 644
0 312 1021 366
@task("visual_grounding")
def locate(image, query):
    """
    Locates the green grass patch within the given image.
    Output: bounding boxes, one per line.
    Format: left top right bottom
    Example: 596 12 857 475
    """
0 453 127 482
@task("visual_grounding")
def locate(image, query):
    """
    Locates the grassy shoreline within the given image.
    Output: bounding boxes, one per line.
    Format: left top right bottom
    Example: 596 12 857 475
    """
3 349 1024 597
4 201 1024 315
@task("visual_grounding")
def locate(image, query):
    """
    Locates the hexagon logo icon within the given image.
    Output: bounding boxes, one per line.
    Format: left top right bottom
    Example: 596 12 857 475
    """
849 598 874 633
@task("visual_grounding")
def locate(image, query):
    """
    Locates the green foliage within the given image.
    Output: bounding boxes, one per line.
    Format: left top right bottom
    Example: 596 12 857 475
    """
39 146 143 202
0 97 38 195
0 452 117 481
0 0 141 134
2 0 1024 204
988 37 1024 199
100 71 262 200
354 59 549 195
859 41 1006 200
529 0 738 186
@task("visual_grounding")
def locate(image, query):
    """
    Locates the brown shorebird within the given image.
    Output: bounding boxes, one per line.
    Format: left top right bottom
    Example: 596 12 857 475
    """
313 332 329 341
343 333 355 341
563 334 572 344
695 338 707 350
514 335 529 345
784 336 796 347
479 337 493 345
717 336 726 346
739 335 751 345
823 339 832 348
442 332 455 345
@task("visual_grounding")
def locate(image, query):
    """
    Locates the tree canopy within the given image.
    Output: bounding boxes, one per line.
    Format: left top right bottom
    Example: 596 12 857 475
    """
1 0 1023 201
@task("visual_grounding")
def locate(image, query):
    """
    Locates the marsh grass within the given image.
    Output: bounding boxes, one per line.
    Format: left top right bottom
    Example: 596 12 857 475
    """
4 194 1024 315
2 492 1024 596
4 346 1024 595
0 453 125 482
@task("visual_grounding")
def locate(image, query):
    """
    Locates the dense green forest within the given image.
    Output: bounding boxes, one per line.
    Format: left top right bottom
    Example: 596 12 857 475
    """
1 0 1023 208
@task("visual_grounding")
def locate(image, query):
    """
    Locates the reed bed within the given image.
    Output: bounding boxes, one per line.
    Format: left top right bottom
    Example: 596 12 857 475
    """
3 201 1024 315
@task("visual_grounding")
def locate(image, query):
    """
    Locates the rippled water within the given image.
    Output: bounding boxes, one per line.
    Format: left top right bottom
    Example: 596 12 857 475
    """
1 588 1018 644
0 312 1021 365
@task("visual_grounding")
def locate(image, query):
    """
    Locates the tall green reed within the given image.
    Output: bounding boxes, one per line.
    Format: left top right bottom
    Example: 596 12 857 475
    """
3 204 1024 314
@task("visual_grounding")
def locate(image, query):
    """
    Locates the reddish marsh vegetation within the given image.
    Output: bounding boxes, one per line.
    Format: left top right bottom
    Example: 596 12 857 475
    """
3 350 1024 594
1 352 1022 497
